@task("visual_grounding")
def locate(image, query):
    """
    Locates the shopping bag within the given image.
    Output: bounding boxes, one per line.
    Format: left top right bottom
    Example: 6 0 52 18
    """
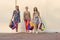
28 23 31 30
38 18 45 31
12 22 17 30
30 21 34 28
40 23 45 31
28 21 34 30
9 21 14 29
9 21 17 30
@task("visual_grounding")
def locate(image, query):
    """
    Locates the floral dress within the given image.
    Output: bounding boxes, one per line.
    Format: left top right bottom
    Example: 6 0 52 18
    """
13 10 20 23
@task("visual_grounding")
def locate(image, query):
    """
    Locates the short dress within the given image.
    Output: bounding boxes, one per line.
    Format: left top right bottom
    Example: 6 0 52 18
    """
33 13 39 25
13 10 20 23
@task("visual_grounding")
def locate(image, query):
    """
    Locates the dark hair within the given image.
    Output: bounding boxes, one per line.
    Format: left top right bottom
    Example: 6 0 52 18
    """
33 7 40 16
16 5 19 7
15 5 19 11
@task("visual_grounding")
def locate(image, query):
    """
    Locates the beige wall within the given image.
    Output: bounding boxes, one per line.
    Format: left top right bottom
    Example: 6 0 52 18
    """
0 0 15 33
0 0 60 33
46 0 60 32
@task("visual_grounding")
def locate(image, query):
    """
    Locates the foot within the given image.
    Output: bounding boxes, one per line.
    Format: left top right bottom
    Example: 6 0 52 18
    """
36 31 38 34
29 30 32 33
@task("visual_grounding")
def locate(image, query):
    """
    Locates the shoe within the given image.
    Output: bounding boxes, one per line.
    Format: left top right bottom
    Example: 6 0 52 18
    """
29 30 32 33
36 31 38 34
32 30 35 33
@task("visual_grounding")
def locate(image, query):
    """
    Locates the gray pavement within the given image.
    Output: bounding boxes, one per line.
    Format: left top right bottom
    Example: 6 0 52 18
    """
0 33 60 40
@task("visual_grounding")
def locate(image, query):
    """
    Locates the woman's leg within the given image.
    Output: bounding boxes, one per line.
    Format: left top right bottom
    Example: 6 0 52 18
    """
24 20 28 32
35 24 38 33
24 20 30 32
36 24 38 31
16 22 18 32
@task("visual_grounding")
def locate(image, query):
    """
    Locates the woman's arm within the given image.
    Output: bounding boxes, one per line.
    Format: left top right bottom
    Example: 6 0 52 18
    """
33 13 34 20
29 12 31 20
11 10 15 21
11 16 13 21
38 12 41 18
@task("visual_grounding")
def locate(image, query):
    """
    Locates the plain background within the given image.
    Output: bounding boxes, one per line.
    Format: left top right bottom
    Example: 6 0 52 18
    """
0 0 60 33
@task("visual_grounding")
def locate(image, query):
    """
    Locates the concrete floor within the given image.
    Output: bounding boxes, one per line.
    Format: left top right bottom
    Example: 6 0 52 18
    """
0 33 60 40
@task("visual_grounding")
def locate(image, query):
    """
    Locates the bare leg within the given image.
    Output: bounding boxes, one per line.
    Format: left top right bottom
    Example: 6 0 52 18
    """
16 23 18 32
36 25 38 31
36 24 38 33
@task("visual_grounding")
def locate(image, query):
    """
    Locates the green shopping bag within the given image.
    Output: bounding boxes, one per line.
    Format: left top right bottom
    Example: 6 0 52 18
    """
39 18 45 31
41 23 45 31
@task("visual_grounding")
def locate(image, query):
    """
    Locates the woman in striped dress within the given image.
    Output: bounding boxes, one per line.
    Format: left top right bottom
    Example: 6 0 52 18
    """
33 7 40 33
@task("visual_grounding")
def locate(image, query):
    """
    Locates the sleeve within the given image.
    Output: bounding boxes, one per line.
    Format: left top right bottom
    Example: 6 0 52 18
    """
29 12 31 20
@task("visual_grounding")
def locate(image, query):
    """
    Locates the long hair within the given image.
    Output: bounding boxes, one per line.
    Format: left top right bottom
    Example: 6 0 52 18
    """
33 7 40 16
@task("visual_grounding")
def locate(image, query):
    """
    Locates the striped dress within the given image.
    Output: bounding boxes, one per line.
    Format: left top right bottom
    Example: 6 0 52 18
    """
33 13 39 25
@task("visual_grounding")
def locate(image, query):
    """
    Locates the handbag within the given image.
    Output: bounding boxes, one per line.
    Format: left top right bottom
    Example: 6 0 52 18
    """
39 23 45 31
38 18 45 31
9 21 14 29
28 21 34 30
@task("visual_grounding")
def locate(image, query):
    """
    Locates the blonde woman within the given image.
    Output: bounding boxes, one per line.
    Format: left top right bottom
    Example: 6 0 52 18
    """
23 6 31 32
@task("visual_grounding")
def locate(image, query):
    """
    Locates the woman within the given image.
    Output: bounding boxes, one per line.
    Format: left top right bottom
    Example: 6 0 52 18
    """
33 7 40 33
12 6 20 32
24 6 31 32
